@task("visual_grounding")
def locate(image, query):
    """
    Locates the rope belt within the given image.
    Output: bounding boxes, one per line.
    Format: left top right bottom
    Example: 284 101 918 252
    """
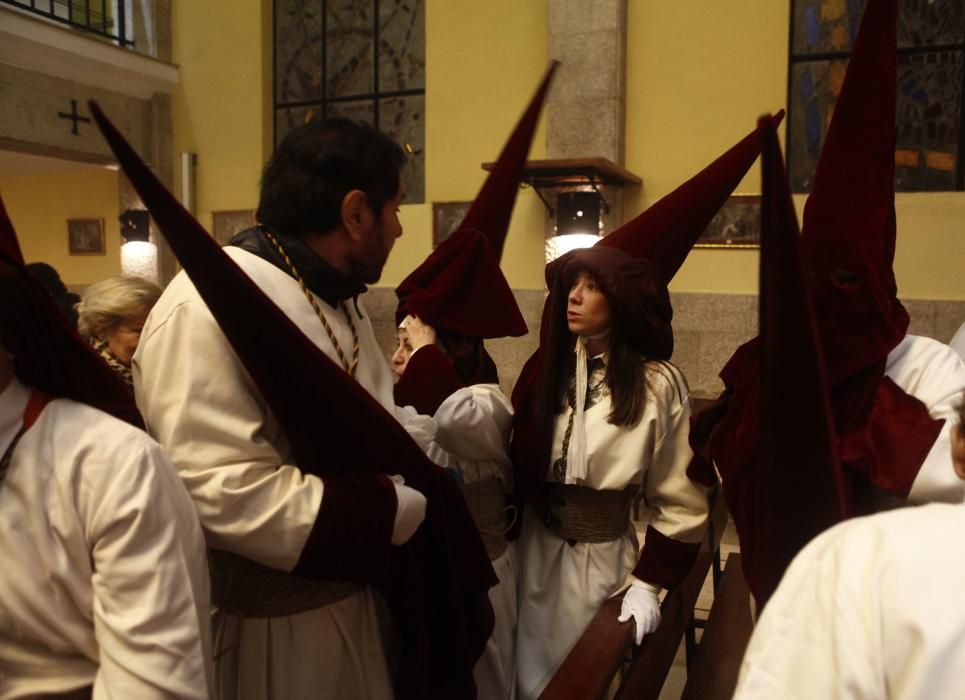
460 477 514 560
534 483 635 544
208 549 362 618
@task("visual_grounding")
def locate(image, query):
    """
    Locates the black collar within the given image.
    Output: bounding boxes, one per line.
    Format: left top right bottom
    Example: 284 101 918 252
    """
228 226 366 307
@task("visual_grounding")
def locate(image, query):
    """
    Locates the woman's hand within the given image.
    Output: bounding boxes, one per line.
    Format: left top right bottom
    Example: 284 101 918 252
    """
403 315 437 353
618 579 662 644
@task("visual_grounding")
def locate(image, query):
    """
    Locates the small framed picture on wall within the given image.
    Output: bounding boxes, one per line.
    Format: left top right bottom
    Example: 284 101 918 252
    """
694 195 761 249
432 201 471 248
67 218 105 255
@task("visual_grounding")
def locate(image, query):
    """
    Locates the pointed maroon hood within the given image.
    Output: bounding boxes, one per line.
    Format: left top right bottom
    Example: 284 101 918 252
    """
739 116 846 609
0 192 143 427
394 62 558 338
691 1 943 587
800 0 905 385
0 195 25 267
597 111 784 283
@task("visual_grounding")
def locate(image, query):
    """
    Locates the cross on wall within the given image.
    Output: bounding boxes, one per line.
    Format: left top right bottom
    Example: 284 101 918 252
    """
57 99 91 135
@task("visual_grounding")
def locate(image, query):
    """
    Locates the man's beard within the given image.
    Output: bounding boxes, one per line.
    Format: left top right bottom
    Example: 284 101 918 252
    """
348 239 389 286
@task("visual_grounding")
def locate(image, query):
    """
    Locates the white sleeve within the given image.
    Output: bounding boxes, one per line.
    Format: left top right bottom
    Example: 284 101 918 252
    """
134 299 323 572
734 524 879 699
949 322 965 363
643 367 708 544
394 403 439 452
892 339 965 504
433 385 513 464
88 440 212 699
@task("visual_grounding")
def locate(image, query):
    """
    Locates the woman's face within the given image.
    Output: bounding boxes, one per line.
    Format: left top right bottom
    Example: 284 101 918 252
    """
103 309 149 367
391 327 413 380
567 271 612 337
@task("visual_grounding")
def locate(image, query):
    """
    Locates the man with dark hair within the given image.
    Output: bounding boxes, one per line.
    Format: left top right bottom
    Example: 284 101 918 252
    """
133 117 426 699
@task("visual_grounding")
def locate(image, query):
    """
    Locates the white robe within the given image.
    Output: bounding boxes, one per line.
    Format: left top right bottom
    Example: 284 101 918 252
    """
0 378 212 699
734 500 965 699
515 360 708 699
888 335 965 503
134 247 408 700
423 383 517 700
949 321 965 362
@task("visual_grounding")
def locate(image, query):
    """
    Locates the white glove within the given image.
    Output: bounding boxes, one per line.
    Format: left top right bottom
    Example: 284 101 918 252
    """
389 474 427 545
617 579 661 645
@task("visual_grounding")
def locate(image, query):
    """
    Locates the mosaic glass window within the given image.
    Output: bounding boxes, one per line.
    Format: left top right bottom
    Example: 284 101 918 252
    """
273 0 426 202
788 0 965 192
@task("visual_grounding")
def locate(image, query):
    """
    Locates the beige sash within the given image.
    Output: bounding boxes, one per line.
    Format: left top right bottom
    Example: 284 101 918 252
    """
461 477 514 560
535 483 634 543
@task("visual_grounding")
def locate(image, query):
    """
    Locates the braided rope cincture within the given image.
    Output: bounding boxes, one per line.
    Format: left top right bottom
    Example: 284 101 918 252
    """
263 230 359 377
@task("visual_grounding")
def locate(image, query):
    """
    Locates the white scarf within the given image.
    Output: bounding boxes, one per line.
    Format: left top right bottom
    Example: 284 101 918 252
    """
565 330 610 483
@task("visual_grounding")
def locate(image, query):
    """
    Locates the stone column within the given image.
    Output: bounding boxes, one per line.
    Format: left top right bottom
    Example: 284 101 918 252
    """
546 0 628 235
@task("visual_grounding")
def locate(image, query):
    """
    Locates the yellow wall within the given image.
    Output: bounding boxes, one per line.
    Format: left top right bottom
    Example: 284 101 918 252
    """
171 0 271 231
626 1 787 296
170 0 965 300
0 169 121 285
377 0 551 289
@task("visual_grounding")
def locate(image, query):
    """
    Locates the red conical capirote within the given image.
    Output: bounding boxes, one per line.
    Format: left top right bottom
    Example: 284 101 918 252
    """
0 191 142 428
597 111 784 282
394 62 558 338
746 115 846 609
800 0 905 384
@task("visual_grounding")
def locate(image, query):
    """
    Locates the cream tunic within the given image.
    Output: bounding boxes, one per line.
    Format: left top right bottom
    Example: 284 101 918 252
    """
0 378 212 699
134 247 407 700
735 502 965 699
889 335 965 504
950 321 965 362
424 383 517 700
515 360 708 699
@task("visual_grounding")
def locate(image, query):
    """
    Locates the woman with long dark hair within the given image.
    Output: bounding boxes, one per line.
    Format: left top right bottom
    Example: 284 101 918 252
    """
514 246 709 699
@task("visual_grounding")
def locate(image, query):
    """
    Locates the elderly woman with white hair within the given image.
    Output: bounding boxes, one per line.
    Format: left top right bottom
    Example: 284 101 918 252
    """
77 275 161 387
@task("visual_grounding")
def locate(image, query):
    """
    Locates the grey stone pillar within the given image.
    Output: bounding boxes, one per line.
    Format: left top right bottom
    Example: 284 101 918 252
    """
547 0 628 234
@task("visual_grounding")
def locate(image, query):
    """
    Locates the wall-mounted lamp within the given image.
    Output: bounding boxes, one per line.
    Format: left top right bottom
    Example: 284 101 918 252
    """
119 208 157 282
482 156 641 264
120 209 151 243
555 191 601 237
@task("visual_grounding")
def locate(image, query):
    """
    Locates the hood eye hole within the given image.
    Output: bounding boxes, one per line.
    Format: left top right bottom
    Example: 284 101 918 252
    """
832 269 860 289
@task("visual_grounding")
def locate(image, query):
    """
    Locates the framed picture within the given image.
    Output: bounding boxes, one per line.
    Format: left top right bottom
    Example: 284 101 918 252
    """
432 201 471 248
695 195 761 249
212 209 257 246
67 218 105 255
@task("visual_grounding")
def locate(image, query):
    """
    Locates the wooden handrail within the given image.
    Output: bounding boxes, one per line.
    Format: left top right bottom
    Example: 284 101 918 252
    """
539 489 728 700
680 553 752 700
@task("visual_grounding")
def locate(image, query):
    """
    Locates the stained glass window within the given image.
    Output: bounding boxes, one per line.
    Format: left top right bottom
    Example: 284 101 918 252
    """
788 0 965 192
273 0 426 202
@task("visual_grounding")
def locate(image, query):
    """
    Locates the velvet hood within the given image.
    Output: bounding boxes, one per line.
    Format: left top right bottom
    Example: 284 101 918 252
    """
0 193 142 428
394 62 558 339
